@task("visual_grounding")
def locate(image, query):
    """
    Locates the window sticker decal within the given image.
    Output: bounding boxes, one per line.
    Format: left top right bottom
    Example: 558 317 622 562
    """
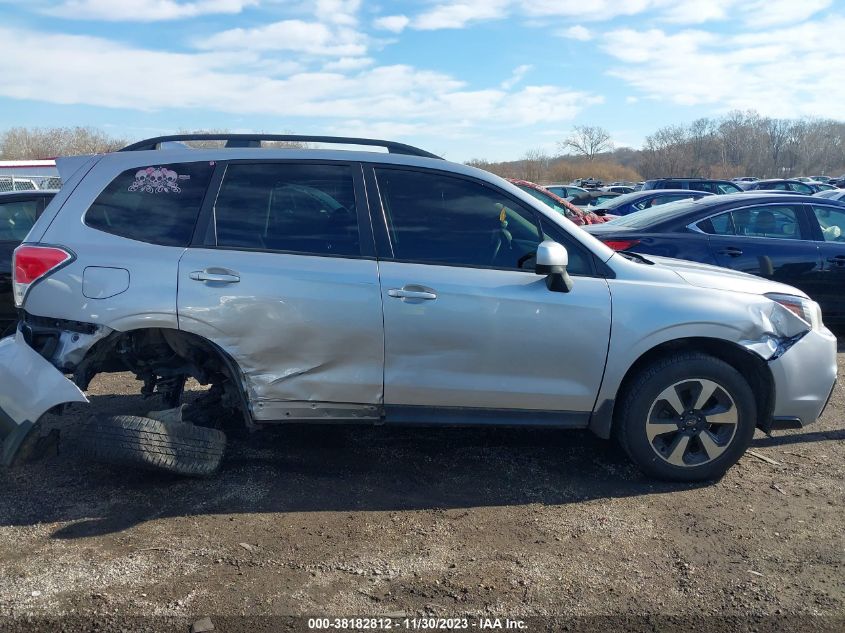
128 167 188 193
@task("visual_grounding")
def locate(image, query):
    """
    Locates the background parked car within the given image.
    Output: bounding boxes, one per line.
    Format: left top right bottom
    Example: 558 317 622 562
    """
507 179 606 225
544 184 588 198
584 193 845 325
589 189 714 218
642 178 743 194
731 177 759 183
0 190 57 334
814 189 845 202
601 185 635 194
740 179 818 194
568 191 620 207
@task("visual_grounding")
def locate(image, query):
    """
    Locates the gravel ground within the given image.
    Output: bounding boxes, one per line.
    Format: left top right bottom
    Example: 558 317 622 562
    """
0 350 843 632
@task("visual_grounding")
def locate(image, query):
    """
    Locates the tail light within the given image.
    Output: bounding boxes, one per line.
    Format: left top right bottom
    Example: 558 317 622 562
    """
12 245 72 306
601 239 641 251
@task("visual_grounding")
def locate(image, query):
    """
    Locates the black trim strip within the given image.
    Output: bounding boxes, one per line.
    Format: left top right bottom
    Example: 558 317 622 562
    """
385 405 590 428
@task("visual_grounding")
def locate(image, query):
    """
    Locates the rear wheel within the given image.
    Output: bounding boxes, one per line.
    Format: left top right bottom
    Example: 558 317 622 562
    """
71 415 226 477
616 352 756 481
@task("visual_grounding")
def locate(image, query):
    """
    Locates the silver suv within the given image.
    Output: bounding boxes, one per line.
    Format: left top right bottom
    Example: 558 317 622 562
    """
0 135 837 481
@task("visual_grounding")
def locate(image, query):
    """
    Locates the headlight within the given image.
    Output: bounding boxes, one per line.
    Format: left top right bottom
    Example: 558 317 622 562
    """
765 293 822 330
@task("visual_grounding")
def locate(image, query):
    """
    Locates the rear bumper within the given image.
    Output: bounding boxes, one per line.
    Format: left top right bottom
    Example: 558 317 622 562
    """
769 326 838 426
0 330 87 466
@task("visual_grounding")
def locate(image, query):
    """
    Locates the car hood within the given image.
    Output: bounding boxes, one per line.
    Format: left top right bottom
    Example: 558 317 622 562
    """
645 255 810 299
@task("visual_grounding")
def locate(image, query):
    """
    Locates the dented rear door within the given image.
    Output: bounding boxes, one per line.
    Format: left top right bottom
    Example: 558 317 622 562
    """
177 161 384 421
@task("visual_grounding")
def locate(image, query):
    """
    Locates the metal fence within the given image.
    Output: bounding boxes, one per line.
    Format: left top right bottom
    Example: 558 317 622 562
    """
0 175 62 192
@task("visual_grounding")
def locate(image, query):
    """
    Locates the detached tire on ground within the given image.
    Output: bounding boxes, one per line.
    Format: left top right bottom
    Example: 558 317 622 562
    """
615 352 757 482
73 415 226 476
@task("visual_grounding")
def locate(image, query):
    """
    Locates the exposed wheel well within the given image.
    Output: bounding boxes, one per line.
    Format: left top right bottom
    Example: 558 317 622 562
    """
73 327 252 429
608 337 774 436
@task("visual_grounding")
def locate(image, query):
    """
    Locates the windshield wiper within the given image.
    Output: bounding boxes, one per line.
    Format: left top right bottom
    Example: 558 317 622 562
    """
618 250 654 264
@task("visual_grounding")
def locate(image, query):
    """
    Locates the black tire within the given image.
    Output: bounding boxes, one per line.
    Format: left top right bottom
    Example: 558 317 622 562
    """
615 352 756 482
72 415 226 477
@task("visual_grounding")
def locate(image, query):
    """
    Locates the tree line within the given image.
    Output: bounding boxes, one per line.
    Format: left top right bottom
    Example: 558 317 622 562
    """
471 111 845 184
2 113 843 183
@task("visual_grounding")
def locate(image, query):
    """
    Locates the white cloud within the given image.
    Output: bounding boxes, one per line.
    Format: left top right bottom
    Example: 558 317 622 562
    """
500 64 532 89
601 17 845 118
314 0 361 26
0 27 599 129
559 25 592 40
373 14 410 33
742 0 831 27
45 0 257 21
322 56 373 71
396 0 833 30
196 19 368 56
413 0 510 30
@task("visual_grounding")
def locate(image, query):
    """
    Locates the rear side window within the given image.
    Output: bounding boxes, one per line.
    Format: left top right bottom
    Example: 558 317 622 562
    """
0 198 39 241
699 206 802 238
86 162 214 246
213 163 359 257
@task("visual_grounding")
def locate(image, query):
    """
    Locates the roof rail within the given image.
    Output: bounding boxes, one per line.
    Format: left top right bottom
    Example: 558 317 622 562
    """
119 134 442 159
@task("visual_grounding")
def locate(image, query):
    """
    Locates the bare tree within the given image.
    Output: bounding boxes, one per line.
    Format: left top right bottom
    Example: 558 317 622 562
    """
0 126 126 159
175 129 310 149
559 125 613 161
521 148 550 182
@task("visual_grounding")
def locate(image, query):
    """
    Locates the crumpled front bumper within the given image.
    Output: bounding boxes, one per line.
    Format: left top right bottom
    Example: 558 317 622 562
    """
769 326 838 426
0 330 88 466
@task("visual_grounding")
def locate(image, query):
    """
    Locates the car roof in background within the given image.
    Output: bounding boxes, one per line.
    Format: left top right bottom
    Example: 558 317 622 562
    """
0 189 58 198
592 192 831 230
593 189 712 210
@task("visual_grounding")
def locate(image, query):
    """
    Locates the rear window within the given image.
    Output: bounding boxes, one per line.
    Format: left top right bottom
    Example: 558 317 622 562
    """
85 162 214 246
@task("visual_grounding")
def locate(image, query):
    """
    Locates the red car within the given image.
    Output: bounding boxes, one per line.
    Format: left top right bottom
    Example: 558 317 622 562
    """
507 178 608 225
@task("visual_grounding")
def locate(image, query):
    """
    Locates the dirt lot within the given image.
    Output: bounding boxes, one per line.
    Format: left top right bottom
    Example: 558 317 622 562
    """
0 350 843 632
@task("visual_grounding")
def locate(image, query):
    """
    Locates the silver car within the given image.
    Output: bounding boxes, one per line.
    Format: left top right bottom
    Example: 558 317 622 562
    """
0 135 837 481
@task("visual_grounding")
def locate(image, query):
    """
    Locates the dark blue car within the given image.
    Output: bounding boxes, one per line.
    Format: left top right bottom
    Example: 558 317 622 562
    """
590 189 713 217
585 193 845 325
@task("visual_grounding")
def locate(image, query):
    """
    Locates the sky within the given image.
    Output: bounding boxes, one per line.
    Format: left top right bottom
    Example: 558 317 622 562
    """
0 0 843 162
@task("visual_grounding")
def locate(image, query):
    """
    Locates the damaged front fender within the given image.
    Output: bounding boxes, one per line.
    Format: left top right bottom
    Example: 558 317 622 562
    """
737 300 811 361
0 330 88 466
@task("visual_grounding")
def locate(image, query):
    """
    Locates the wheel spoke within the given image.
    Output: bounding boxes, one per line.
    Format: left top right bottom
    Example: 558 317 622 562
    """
657 385 686 417
697 429 727 460
706 407 738 425
666 434 691 466
646 421 680 441
694 380 719 411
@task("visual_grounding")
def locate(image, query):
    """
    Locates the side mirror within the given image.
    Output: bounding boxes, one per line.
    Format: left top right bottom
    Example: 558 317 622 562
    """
535 240 573 293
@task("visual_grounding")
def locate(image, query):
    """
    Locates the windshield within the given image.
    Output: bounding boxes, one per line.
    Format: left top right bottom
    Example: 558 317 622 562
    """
606 198 703 229
592 191 648 210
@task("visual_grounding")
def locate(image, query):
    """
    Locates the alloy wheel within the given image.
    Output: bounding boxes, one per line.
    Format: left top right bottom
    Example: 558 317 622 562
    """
645 378 739 467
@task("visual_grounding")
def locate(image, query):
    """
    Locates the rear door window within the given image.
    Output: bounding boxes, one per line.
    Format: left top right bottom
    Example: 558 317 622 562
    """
213 163 360 257
731 205 803 239
86 162 214 246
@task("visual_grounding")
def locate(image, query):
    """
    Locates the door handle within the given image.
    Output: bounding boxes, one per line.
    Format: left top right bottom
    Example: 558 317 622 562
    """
388 286 437 301
718 247 743 257
827 255 845 266
189 269 241 283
